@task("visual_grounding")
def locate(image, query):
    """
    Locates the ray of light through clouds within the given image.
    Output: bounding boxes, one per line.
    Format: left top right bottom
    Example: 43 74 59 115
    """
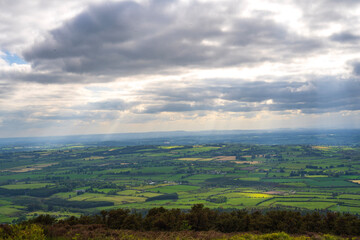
1 0 360 137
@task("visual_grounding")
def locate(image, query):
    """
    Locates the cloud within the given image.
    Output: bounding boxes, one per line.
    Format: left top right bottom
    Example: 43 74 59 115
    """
140 102 213 114
350 61 360 76
35 111 120 121
0 83 14 99
23 0 323 81
83 99 130 110
0 74 359 138
0 0 105 52
294 0 360 34
137 77 360 114
2 0 360 137
330 32 360 43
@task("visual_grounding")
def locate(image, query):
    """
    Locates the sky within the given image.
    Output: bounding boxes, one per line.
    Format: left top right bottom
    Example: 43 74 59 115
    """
1 0 360 138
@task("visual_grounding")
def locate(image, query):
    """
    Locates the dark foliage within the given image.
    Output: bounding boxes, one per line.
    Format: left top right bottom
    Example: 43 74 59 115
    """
204 177 280 188
145 193 179 202
22 204 360 236
0 186 69 197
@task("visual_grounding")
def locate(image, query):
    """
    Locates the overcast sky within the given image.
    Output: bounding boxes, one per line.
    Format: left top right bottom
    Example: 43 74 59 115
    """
1 0 360 138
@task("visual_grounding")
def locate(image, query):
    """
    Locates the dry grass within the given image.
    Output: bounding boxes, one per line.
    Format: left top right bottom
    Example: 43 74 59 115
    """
312 146 330 150
234 161 260 165
214 156 236 161
350 180 360 184
2 163 57 173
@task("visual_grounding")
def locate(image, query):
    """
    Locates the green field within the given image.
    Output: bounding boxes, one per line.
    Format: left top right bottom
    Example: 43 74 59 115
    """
1 183 55 189
1 143 360 223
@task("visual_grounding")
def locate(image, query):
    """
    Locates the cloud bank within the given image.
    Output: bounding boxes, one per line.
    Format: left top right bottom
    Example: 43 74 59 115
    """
1 0 360 137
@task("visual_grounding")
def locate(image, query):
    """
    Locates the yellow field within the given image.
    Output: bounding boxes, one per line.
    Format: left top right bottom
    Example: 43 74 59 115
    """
241 193 272 198
312 146 330 150
159 146 183 149
214 156 236 161
224 192 272 198
234 161 260 165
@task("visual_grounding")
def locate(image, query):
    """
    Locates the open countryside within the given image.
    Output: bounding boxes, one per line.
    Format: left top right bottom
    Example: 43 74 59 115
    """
1 143 360 223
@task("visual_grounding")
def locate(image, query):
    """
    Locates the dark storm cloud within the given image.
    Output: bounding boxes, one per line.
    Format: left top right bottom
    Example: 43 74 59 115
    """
23 0 323 81
137 78 360 114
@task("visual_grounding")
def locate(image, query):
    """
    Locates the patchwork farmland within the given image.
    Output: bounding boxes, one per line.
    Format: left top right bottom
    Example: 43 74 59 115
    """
1 144 360 223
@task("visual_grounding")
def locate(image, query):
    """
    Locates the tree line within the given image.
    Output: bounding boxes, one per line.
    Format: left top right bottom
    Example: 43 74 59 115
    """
24 204 360 236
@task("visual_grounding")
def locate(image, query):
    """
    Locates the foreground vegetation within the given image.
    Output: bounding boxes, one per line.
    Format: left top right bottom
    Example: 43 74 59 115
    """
2 204 360 239
1 144 360 223
23 204 360 235
0 227 352 240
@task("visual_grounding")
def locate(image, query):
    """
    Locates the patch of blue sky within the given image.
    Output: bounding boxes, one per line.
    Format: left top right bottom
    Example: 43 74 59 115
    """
1 51 27 65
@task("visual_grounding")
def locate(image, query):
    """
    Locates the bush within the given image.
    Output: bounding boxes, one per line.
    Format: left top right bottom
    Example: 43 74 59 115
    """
0 224 45 240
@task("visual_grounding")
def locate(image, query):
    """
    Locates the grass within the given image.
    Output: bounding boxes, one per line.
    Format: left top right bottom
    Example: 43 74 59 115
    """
0 214 17 223
70 193 146 204
116 190 138 195
236 177 261 181
0 205 24 216
51 192 77 199
305 175 328 178
27 211 81 219
158 146 183 149
275 201 337 210
178 158 213 161
282 182 307 187
137 192 162 198
83 156 105 160
227 197 265 206
328 205 360 214
148 185 200 194
0 183 55 189
0 199 12 205
138 166 176 173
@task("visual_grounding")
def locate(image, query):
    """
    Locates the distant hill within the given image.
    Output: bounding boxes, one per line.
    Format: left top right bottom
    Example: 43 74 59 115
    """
0 128 360 149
